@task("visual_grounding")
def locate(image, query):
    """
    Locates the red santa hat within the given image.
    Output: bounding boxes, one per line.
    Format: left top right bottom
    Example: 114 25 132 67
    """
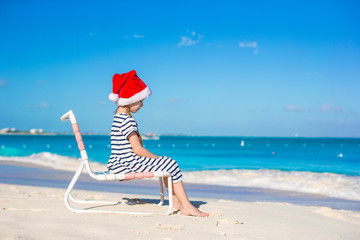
108 70 152 106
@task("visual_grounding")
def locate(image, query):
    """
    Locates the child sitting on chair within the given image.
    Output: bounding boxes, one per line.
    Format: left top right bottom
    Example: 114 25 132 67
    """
107 70 208 217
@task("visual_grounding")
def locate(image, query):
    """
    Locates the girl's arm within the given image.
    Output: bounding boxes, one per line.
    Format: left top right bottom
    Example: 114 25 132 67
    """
128 132 159 158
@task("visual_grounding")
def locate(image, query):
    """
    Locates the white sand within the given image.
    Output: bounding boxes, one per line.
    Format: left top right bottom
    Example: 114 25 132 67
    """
0 183 359 240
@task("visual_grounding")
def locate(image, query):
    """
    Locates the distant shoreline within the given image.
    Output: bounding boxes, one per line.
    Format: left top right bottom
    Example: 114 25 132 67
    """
0 132 57 136
1 133 360 139
0 132 109 136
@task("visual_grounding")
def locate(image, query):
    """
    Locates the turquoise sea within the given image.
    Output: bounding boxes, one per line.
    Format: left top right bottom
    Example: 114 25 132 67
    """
1 135 360 200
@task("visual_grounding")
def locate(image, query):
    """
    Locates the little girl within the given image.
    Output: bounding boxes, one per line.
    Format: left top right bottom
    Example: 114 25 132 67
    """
107 70 208 217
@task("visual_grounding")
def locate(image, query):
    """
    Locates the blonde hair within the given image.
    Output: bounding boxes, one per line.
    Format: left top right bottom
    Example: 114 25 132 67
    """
116 106 143 146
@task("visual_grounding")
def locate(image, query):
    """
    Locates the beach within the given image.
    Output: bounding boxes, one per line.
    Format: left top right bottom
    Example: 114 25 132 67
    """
1 162 360 240
2 0 360 238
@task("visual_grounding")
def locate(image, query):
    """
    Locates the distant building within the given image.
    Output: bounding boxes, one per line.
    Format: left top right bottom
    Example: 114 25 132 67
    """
1 128 47 134
29 128 44 134
0 128 10 134
29 129 37 134
0 128 18 134
142 132 160 140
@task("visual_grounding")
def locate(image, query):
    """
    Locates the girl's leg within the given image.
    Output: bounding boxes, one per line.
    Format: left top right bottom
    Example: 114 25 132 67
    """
163 177 181 209
163 177 209 217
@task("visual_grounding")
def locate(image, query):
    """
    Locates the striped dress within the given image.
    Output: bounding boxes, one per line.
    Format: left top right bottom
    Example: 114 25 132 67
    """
107 113 183 183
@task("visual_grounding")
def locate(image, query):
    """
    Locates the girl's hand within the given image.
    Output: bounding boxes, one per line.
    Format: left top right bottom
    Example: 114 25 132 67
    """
128 132 159 158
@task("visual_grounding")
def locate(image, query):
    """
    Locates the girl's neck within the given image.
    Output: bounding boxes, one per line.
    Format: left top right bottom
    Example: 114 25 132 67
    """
116 106 126 114
116 106 132 117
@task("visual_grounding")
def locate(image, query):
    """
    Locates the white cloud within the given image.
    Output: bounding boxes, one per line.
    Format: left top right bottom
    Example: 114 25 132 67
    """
285 103 343 113
178 36 197 46
40 102 49 108
177 31 204 47
133 34 144 38
285 104 305 112
25 102 50 109
124 34 144 39
319 103 342 113
239 40 259 54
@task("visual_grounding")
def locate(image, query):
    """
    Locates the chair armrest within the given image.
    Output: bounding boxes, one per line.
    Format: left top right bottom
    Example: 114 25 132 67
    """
60 110 77 123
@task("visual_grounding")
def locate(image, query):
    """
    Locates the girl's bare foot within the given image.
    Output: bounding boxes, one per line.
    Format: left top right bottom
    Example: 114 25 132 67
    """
180 205 209 217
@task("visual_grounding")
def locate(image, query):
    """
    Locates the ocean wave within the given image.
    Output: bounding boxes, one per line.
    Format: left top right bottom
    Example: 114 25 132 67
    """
183 169 360 201
1 152 359 201
0 152 107 172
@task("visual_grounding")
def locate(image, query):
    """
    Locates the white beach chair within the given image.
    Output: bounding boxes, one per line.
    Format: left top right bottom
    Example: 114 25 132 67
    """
60 110 173 215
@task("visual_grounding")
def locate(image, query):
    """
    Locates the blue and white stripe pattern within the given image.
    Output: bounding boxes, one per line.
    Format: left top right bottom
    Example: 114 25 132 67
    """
107 113 183 183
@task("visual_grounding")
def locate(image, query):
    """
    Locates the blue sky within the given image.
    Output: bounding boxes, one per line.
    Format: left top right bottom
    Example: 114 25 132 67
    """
0 0 359 137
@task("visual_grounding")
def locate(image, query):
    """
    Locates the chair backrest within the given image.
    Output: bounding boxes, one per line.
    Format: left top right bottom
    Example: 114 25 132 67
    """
61 110 88 160
60 110 172 182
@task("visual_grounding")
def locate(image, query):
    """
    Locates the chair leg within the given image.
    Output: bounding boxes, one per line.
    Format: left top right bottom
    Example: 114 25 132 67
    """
64 161 86 213
166 176 173 215
64 162 173 215
158 177 164 206
69 193 120 205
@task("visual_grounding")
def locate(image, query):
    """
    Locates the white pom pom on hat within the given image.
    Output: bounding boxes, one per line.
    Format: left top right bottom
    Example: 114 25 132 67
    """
109 70 152 106
108 93 119 102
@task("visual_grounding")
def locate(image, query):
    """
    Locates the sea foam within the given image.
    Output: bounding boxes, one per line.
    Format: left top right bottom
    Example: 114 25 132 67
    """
0 152 106 172
182 169 360 201
1 152 359 201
